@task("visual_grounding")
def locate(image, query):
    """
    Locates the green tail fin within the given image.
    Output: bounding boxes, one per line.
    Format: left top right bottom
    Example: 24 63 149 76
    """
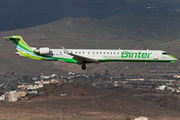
6 35 34 52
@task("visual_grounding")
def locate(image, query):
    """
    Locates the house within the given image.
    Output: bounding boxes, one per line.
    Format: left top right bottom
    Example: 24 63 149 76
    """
49 79 59 84
135 116 148 120
4 91 18 102
32 78 37 80
35 81 43 84
51 74 57 77
166 87 176 92
156 85 166 90
173 75 180 78
27 84 43 90
127 78 144 81
176 90 180 93
17 91 26 99
4 93 9 101
68 72 75 76
28 91 38 94
43 81 49 84
0 95 4 101
18 85 28 90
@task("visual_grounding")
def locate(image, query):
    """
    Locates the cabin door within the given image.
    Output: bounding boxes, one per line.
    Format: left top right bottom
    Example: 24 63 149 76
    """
154 53 158 60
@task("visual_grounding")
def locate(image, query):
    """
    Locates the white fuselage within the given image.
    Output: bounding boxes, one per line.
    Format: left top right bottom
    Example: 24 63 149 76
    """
50 49 175 62
7 35 177 70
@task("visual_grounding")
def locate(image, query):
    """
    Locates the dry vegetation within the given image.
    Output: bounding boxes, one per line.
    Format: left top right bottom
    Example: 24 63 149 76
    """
1 83 180 120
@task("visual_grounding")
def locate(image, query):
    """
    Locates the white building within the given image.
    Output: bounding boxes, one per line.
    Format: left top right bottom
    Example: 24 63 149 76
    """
51 74 57 77
156 85 167 90
127 78 144 81
43 81 50 84
9 91 17 102
32 78 37 80
135 116 148 120
68 72 75 76
35 81 43 84
114 81 118 84
27 84 43 90
173 75 180 78
176 90 180 92
43 76 51 79
0 95 4 101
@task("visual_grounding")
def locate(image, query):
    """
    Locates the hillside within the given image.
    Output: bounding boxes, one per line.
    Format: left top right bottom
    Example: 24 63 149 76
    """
1 0 180 31
1 83 180 120
104 13 180 40
0 0 137 31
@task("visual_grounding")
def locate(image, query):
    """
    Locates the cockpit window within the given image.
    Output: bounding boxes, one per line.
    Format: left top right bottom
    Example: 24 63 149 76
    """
162 52 169 55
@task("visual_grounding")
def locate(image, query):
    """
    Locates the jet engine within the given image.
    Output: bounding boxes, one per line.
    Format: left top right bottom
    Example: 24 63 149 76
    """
34 47 50 55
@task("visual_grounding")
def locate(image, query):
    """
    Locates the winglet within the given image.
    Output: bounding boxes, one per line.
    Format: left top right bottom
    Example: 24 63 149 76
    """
4 36 21 40
3 36 9 41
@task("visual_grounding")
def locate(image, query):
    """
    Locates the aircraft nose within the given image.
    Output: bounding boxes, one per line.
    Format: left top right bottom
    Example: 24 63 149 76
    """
168 55 177 60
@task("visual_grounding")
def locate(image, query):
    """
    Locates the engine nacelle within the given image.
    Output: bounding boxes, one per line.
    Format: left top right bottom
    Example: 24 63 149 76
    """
34 47 50 55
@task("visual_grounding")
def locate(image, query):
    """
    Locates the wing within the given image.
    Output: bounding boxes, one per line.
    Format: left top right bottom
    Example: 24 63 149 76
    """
62 47 99 64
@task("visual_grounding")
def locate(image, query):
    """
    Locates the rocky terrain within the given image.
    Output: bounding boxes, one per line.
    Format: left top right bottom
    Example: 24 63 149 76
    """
1 83 180 120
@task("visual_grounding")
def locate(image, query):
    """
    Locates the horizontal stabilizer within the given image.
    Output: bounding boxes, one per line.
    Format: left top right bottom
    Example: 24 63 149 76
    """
3 36 21 40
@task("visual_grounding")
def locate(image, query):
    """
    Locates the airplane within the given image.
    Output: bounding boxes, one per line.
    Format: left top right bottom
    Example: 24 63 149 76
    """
4 35 177 70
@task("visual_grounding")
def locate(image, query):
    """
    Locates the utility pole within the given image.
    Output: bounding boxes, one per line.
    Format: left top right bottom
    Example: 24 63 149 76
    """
41 70 43 81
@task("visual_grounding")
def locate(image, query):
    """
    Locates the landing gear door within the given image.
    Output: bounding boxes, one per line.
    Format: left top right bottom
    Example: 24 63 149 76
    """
154 53 158 60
